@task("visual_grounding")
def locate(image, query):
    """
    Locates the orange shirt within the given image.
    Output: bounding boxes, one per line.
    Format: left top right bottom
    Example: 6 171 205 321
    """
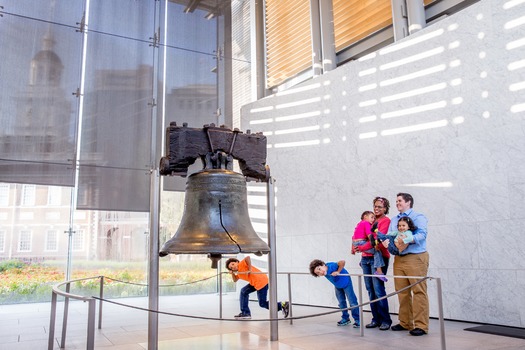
237 259 268 290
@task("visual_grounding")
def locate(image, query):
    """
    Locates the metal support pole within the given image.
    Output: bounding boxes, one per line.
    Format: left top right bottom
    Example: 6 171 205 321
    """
358 276 364 336
436 278 447 350
86 299 96 350
391 0 409 41
251 0 266 99
219 265 223 319
287 273 293 324
147 169 161 350
65 228 74 281
267 176 279 341
60 283 71 348
309 0 323 77
406 0 426 34
48 291 57 350
147 1 162 347
319 0 336 72
98 276 104 329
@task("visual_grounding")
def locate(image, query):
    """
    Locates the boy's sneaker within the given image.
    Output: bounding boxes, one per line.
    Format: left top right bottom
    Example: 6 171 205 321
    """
337 319 351 326
353 322 361 328
281 301 290 318
374 271 388 282
234 312 251 319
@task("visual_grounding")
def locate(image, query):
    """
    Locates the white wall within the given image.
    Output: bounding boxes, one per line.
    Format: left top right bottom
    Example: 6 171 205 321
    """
241 0 525 327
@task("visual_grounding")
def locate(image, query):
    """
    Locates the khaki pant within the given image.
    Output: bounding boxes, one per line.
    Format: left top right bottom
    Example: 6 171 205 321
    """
393 251 430 331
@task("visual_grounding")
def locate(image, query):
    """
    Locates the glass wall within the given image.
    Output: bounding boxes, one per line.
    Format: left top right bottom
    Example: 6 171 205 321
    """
0 0 236 304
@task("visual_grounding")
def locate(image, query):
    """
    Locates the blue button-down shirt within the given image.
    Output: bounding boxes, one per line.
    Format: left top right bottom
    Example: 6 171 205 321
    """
388 208 428 255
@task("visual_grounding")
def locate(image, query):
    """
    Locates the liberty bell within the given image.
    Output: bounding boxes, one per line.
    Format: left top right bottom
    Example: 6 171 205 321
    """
158 123 270 267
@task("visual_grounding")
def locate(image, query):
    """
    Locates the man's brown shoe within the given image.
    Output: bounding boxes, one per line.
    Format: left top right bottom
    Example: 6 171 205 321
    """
409 328 427 336
391 324 408 331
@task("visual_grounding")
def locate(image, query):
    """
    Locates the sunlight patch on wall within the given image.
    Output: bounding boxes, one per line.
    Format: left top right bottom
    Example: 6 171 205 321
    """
379 64 446 87
246 185 266 193
504 2 525 114
509 81 525 91
359 132 377 139
380 101 447 119
379 28 444 55
452 116 464 124
359 115 377 123
359 99 378 107
508 59 525 70
379 47 445 71
357 52 377 62
358 67 377 77
506 37 525 50
247 208 268 220
511 103 525 113
380 82 447 103
449 59 461 67
275 83 321 97
275 97 321 109
250 118 274 125
403 182 453 188
275 111 321 122
274 125 320 135
358 83 378 92
274 140 321 148
381 119 448 136
503 0 525 10
451 97 463 105
250 106 274 113
504 14 525 30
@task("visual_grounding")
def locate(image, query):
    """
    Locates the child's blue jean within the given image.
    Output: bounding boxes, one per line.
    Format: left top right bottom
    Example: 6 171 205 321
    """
353 241 385 268
376 233 400 255
334 282 360 323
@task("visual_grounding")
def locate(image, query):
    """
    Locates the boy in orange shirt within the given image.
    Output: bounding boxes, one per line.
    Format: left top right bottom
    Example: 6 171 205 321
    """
226 256 289 319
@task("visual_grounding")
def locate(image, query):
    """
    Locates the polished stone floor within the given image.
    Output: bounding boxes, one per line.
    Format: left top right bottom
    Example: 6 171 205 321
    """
1 293 524 349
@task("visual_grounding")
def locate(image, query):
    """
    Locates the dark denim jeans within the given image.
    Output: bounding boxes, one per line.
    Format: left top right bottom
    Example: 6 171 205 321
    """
361 256 392 326
239 284 281 315
334 281 360 323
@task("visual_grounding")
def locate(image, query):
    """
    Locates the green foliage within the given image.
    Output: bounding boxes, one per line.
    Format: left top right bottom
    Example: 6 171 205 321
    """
0 259 26 272
0 259 235 304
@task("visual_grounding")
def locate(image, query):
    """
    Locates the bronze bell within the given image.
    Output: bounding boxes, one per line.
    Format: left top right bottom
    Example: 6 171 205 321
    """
159 168 270 260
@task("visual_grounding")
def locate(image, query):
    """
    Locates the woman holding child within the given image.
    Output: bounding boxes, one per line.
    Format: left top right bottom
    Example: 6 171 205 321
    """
354 196 392 330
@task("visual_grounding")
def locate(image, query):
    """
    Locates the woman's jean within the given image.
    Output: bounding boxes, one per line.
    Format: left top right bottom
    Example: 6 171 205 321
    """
361 256 392 326
334 282 360 323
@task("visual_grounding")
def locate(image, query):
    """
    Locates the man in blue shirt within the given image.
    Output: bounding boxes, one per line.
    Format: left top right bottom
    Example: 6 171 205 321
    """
309 259 360 328
385 193 429 336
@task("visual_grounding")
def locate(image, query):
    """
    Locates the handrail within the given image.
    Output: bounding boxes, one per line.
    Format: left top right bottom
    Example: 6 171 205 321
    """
278 271 446 350
49 277 100 350
48 271 446 350
52 276 102 301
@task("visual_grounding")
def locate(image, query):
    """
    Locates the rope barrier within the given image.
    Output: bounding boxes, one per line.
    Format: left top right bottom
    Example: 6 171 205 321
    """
89 276 431 322
104 272 227 287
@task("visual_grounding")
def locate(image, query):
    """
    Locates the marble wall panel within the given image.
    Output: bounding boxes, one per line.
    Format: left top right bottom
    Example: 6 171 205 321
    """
241 0 525 327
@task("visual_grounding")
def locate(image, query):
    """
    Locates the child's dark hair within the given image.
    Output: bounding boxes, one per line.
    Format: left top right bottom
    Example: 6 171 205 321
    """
309 259 325 277
361 210 374 220
398 216 417 232
225 258 239 271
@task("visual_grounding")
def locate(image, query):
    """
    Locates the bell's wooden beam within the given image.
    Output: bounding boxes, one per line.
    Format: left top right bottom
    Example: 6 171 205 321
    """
159 122 268 181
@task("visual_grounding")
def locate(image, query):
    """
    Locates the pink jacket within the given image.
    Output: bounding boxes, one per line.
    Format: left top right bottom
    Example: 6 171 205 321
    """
355 216 391 259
